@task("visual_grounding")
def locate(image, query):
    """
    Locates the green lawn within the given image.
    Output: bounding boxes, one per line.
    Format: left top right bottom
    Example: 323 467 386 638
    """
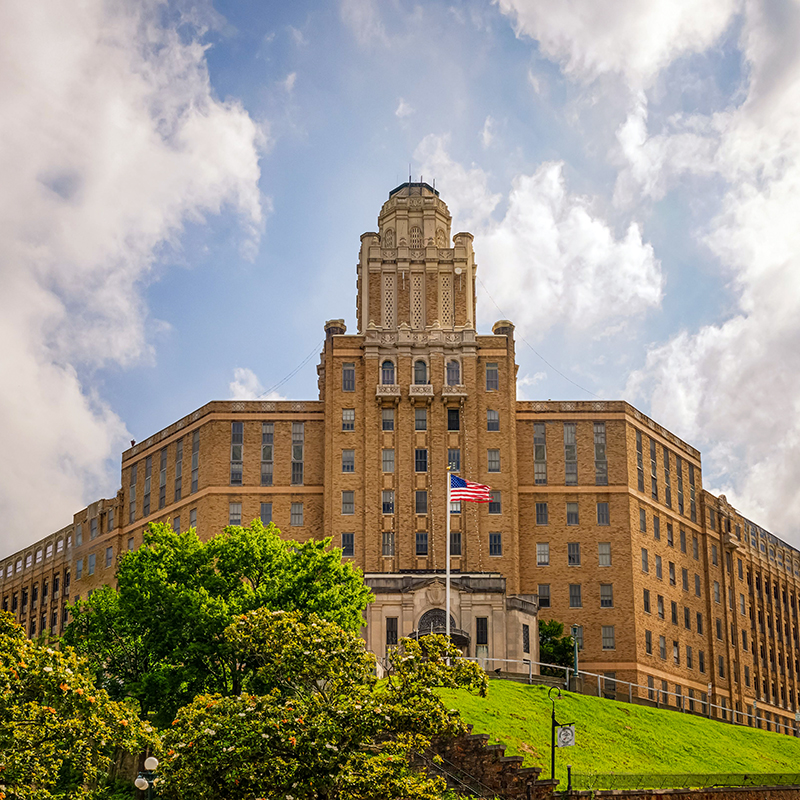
439 680 800 785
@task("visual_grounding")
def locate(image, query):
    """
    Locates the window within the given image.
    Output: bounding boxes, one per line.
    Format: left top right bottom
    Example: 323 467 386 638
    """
523 624 530 654
657 595 664 619
654 516 660 540
740 593 746 615
416 532 428 556
382 531 395 556
564 423 577 485
291 423 304 485
415 490 427 515
382 408 394 431
669 562 676 585
655 554 662 579
489 532 502 556
641 548 649 573
602 626 616 650
342 362 355 392
446 360 460 385
381 360 395 385
673 641 680 666
230 423 243 486
597 502 610 525
594 422 608 485
696 612 703 634
382 490 394 514
643 588 651 613
569 584 582 607
538 584 551 607
415 449 428 472
536 543 550 566
695 574 701 596
476 617 489 660
129 463 138 523
448 448 460 472
711 544 718 566
489 491 501 514
382 448 395 472
600 584 613 608
190 508 197 529
447 408 460 431
410 226 422 248
487 410 500 431
650 438 658 499
450 500 461 514
682 568 689 590
645 629 653 654
715 618 722 640
105 547 113 568
90 518 98 541
487 449 500 472
414 360 427 385
341 533 354 558
568 542 581 566
229 503 242 525
342 491 355 515
143 456 152 517
342 409 355 430
666 523 673 547
485 362 499 390
261 423 274 486
415 407 427 431
87 553 95 576
260 503 272 524
639 508 646 532
567 502 579 525
689 463 697 522
598 542 611 566
290 503 304 526
191 431 200 494
534 423 547 485
714 581 720 603
659 635 667 660
671 601 678 624
386 617 398 648
450 531 462 556
342 449 355 473
663 446 672 507
686 645 693 669
718 655 725 678
636 429 644 492
535 503 548 525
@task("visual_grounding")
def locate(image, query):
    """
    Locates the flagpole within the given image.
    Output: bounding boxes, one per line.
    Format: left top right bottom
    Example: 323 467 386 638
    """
446 466 451 644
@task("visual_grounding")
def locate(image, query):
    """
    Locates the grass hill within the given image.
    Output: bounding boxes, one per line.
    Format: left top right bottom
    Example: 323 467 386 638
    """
440 680 800 785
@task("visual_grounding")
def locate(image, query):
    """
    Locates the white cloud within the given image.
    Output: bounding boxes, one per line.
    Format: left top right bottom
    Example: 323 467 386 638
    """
0 0 264 558
625 1 800 542
229 368 286 401
340 0 388 46
496 0 739 88
416 136 662 340
283 72 297 93
517 371 547 399
480 115 495 148
395 98 414 118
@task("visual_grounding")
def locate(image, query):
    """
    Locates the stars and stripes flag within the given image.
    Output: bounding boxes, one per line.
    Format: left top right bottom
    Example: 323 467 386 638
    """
449 474 492 503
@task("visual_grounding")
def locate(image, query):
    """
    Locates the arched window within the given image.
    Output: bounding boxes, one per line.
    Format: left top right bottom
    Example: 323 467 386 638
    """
381 360 396 385
414 360 427 385
417 608 457 634
446 360 460 386
383 228 395 248
410 226 422 248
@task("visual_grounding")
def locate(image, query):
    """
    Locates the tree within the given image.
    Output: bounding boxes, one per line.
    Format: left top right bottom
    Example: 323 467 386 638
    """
64 520 373 726
538 620 575 676
156 609 486 800
0 611 157 800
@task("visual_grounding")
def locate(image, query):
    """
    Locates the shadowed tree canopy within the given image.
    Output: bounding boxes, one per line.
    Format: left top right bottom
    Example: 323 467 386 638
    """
64 520 373 726
538 619 576 676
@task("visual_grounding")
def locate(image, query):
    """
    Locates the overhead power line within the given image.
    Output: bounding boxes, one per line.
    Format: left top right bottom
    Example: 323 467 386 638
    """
257 338 326 399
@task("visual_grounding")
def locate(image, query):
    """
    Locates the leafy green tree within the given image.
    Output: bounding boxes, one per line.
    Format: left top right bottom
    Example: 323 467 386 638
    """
64 520 372 726
538 619 575 676
157 610 486 800
0 611 157 800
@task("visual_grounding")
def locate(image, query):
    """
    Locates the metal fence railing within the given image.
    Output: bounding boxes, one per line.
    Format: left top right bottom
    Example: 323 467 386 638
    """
571 773 800 791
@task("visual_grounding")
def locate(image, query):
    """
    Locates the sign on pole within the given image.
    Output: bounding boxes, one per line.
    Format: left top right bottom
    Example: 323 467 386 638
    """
557 724 576 747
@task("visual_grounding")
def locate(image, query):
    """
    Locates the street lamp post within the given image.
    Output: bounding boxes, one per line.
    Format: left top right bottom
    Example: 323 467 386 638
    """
134 756 159 800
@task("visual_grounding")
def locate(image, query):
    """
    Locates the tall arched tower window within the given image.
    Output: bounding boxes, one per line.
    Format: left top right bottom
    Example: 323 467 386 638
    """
446 360 460 386
410 226 422 248
414 360 427 385
382 360 396 385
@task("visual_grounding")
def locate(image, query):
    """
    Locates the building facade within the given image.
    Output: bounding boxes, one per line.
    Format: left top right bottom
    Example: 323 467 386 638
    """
2 182 799 735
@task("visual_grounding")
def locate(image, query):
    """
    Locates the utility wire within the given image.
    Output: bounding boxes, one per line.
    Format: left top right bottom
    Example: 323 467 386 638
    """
476 276 601 399
257 338 325 399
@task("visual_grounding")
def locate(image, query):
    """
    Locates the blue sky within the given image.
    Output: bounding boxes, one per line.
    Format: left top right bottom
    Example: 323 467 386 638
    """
3 0 800 557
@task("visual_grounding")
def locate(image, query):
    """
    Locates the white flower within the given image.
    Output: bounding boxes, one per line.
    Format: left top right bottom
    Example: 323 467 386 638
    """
43 666 53 672
203 728 216 735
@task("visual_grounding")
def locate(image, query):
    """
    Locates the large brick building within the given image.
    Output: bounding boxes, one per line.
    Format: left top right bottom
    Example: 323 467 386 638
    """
3 182 800 735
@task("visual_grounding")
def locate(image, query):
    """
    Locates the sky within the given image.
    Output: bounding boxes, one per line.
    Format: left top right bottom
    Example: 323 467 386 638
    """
2 0 800 558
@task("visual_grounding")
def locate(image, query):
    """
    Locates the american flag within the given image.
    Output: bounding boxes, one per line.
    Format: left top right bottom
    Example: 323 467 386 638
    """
450 474 492 503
